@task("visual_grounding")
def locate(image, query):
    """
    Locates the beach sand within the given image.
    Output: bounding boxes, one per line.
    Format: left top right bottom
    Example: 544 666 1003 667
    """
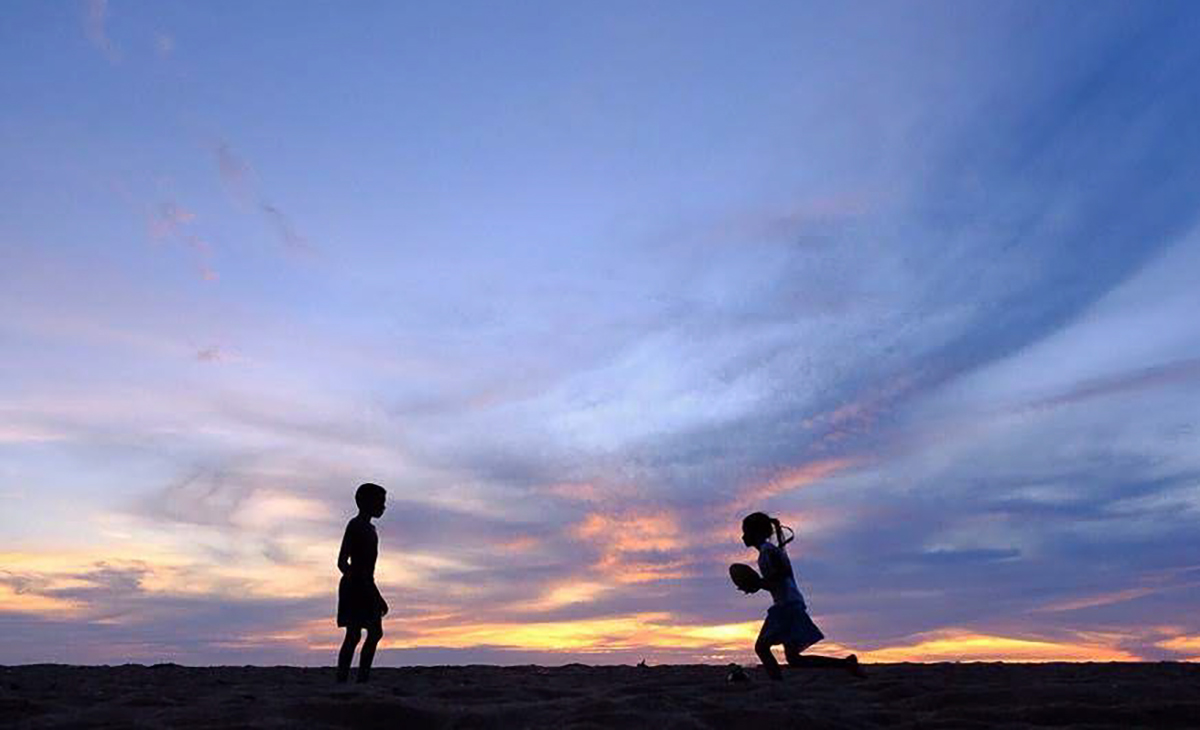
2 662 1197 728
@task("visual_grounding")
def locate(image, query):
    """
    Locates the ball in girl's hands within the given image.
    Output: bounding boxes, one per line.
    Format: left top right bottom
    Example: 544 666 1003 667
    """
729 563 762 593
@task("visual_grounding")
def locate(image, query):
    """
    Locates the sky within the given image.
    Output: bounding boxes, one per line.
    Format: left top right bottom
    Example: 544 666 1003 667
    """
2 0 1200 666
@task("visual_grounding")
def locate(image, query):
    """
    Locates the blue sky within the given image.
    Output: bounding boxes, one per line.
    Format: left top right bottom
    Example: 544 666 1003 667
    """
2 0 1200 664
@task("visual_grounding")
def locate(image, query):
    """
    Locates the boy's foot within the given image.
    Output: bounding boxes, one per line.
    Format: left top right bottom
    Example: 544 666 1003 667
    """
845 654 867 679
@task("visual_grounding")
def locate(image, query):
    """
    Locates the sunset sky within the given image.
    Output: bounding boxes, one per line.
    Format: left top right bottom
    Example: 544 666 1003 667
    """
3 1 1200 665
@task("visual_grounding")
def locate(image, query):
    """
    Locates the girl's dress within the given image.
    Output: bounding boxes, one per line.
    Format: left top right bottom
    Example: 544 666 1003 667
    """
757 541 824 649
337 517 384 630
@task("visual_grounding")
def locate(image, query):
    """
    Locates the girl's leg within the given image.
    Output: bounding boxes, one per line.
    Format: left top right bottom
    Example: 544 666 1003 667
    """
337 628 362 683
784 644 866 676
357 625 383 683
755 636 783 681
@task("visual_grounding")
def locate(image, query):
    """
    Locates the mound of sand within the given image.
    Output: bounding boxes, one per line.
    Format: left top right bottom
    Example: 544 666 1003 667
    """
2 662 1198 728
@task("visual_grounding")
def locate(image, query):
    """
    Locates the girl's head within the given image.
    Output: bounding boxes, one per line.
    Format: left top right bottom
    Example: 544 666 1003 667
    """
742 511 793 548
355 482 387 518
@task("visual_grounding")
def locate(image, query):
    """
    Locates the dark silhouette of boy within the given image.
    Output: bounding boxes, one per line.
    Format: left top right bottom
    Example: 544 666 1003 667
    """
336 482 388 683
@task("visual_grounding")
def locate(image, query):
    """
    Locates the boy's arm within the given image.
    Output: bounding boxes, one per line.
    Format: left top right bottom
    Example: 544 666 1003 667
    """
337 523 353 575
375 584 388 615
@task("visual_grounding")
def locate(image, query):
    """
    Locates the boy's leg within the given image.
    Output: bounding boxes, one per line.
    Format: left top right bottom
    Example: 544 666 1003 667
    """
357 625 383 683
337 628 362 683
755 637 783 681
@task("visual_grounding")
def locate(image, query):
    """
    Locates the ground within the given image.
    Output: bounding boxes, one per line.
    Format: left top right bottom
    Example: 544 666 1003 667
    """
2 662 1198 728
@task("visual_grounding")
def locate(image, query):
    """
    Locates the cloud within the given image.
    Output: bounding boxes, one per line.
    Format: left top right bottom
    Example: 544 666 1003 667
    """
1157 634 1200 661
215 142 252 201
0 424 68 444
213 141 315 254
83 0 118 62
195 345 223 362
0 557 333 664
730 457 858 510
259 203 312 254
1028 357 1200 412
154 32 174 58
573 509 693 584
145 199 218 281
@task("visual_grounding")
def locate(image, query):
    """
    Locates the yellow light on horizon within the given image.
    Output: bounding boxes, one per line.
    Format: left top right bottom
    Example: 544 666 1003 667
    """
859 629 1139 663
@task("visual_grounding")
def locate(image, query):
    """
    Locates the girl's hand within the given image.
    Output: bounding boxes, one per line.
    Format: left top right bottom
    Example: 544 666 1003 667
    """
380 598 389 616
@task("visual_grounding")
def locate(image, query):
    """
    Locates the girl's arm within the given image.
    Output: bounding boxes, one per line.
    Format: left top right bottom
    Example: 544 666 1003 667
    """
758 547 784 589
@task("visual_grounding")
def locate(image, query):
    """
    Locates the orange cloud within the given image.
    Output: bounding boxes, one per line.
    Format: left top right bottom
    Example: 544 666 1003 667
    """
858 629 1139 663
732 456 857 508
573 509 692 583
509 581 612 613
1156 635 1200 661
574 511 682 552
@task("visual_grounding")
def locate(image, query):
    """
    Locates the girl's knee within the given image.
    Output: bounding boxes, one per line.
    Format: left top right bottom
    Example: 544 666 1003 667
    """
365 627 383 643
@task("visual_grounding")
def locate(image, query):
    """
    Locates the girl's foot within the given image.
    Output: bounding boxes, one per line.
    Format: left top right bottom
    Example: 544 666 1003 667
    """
845 654 867 678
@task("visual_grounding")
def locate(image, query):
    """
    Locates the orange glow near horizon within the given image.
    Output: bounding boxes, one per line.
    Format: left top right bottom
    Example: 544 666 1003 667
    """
380 613 762 654
2 546 1190 664
857 629 1140 663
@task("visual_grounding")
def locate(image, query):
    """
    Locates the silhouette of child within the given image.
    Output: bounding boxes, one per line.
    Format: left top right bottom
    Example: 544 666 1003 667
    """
741 511 864 681
336 483 388 683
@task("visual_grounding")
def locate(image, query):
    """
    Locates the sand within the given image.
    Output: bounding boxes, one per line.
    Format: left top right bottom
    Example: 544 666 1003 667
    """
2 662 1198 728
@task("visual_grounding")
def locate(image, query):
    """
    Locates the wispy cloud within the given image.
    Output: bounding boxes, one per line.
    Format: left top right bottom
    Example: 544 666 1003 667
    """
153 31 174 59
259 203 312 254
215 142 252 202
83 0 119 62
213 141 315 255
144 199 218 280
195 345 228 363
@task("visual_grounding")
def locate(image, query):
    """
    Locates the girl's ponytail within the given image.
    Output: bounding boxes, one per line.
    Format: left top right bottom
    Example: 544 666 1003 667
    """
743 511 795 546
771 517 795 546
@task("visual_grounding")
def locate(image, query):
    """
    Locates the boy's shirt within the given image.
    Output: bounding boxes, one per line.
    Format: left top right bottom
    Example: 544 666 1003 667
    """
342 517 378 582
757 542 805 607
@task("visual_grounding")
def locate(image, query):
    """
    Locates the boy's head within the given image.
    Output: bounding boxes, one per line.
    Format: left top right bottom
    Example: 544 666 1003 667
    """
355 482 387 517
